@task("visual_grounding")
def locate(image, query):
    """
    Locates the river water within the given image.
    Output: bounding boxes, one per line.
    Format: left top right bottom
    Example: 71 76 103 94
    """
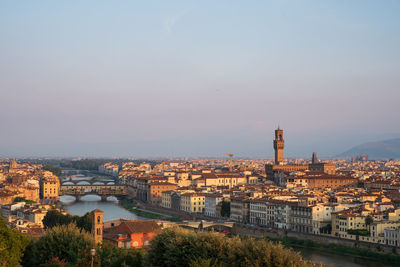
60 195 147 221
298 248 394 267
60 173 147 221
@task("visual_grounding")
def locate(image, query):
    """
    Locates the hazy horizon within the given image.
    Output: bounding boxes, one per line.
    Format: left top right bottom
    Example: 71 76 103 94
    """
1 1 400 158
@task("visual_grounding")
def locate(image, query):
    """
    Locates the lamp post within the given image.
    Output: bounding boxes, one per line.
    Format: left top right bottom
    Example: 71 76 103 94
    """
90 248 96 267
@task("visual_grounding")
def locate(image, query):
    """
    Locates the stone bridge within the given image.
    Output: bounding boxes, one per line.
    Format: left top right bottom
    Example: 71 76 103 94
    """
61 180 115 186
60 184 128 201
178 221 235 232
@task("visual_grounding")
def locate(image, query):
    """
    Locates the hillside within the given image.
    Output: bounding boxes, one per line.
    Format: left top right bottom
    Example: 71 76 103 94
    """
339 138 400 159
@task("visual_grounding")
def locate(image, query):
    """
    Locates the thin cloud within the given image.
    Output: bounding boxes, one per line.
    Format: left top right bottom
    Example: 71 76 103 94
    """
164 9 190 34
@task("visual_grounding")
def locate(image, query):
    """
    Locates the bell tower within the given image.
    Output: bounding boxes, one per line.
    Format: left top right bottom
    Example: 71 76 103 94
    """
273 126 284 165
92 209 104 244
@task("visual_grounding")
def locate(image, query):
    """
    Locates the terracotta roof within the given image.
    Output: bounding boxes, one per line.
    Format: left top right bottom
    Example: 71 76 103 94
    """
104 220 160 235
92 209 104 213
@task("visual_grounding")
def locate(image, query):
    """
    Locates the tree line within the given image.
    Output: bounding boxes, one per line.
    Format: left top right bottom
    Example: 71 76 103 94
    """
42 209 92 232
2 211 316 267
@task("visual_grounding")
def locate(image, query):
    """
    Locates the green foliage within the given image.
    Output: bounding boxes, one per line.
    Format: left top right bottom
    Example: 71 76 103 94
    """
41 257 67 267
42 209 92 232
60 159 162 171
146 227 312 267
347 229 370 236
21 224 95 266
76 246 101 267
319 224 332 234
189 258 222 267
220 201 230 218
43 164 62 177
13 196 36 204
97 241 145 267
60 160 104 171
0 217 29 267
365 215 373 226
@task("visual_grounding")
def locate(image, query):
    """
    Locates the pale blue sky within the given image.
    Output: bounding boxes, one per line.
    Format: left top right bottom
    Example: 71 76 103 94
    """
0 1 399 158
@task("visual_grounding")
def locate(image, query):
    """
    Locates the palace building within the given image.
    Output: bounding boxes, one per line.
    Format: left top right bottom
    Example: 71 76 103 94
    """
265 127 336 181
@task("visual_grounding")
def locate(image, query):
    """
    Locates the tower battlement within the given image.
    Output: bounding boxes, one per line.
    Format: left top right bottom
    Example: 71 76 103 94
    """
273 127 285 165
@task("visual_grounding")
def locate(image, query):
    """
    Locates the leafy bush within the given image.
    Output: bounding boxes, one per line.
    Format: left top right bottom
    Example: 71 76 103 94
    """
96 241 145 267
0 217 29 267
347 229 370 236
146 227 312 267
22 224 95 266
42 209 92 232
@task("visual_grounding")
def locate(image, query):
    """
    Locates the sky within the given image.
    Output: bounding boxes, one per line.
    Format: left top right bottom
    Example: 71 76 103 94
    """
0 0 400 158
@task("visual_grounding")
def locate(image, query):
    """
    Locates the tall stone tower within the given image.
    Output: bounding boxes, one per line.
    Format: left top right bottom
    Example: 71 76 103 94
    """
92 209 104 244
312 152 318 164
273 126 284 165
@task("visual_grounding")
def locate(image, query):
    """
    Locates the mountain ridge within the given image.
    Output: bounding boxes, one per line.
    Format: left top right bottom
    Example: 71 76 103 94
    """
339 138 400 159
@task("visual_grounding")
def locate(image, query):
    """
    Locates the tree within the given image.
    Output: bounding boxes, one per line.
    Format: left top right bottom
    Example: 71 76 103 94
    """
41 257 67 267
146 227 312 267
97 241 145 267
42 210 92 232
189 258 222 267
220 201 230 218
76 246 101 267
13 197 36 205
365 215 374 233
76 212 93 232
0 217 29 267
43 164 62 177
21 224 95 266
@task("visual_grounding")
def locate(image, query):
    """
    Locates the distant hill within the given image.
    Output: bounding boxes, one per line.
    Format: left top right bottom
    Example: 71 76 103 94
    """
339 138 400 159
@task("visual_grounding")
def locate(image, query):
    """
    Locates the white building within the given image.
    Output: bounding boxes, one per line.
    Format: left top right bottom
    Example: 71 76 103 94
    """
204 194 223 217
250 199 268 226
274 201 290 229
385 227 400 247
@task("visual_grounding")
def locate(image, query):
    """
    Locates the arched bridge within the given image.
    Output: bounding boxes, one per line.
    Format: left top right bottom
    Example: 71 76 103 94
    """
60 184 128 201
61 180 115 186
178 221 235 232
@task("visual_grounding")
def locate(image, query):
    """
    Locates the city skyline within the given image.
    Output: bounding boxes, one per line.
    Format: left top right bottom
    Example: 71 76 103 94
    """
1 1 400 157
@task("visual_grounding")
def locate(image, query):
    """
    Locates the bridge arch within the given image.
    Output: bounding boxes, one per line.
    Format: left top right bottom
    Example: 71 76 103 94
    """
60 184 128 202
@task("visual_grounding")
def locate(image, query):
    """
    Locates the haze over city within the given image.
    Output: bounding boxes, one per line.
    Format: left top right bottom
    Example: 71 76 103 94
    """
1 1 400 158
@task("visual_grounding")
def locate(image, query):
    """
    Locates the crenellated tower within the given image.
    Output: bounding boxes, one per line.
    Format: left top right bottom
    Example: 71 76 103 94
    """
273 126 285 165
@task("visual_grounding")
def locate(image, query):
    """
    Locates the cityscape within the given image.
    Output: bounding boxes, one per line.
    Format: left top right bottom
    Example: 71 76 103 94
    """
1 1 400 267
1 127 400 266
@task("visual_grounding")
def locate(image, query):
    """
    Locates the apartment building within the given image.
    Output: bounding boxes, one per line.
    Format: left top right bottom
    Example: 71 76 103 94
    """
204 193 223 217
181 193 205 213
230 197 250 223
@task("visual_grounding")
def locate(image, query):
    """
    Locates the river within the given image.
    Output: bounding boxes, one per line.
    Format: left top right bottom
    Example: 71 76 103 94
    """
60 195 148 221
298 248 394 267
60 173 148 221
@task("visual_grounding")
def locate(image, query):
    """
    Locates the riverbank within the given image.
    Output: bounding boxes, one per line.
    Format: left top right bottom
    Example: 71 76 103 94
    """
266 236 400 266
119 198 182 222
